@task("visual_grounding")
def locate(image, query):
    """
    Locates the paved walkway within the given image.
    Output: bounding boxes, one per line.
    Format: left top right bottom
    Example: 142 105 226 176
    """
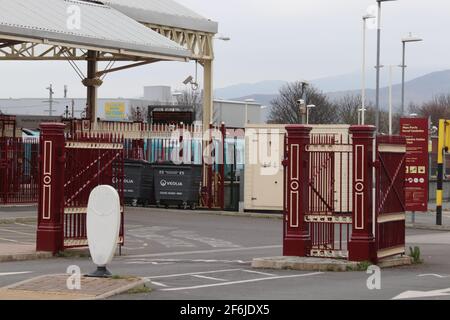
406 211 450 230
0 244 51 262
0 274 146 300
0 206 36 222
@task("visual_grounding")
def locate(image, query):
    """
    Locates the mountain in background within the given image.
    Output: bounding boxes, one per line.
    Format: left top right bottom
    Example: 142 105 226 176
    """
221 70 450 120
224 70 450 122
214 80 287 99
327 69 450 108
214 68 438 99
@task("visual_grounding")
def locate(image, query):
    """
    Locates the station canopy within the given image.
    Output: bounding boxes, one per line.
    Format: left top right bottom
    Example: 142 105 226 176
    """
0 0 191 61
103 0 219 34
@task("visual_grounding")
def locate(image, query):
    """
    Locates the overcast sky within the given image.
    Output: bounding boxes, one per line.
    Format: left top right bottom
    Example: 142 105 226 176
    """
1 0 449 99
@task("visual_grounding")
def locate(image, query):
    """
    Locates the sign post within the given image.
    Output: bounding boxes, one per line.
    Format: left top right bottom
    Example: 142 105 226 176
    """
400 118 429 219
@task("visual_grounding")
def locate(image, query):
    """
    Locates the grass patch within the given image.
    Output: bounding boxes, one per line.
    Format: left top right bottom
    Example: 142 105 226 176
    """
126 284 152 295
408 246 424 264
355 261 372 271
55 250 90 258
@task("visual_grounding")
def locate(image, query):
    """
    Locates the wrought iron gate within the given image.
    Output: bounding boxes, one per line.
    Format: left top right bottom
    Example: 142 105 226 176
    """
375 136 407 261
37 124 125 253
305 133 353 258
0 137 39 204
283 125 407 263
63 132 125 249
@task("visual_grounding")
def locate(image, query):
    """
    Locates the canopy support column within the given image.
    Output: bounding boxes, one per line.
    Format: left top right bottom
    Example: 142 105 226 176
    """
202 59 213 129
83 51 102 124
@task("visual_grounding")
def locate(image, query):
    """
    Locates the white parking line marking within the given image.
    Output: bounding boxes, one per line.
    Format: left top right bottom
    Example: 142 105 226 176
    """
192 275 228 282
161 272 324 292
151 281 169 288
242 269 276 277
0 271 32 277
127 261 174 265
124 245 281 259
0 237 19 243
418 274 449 278
145 269 242 280
13 223 35 228
0 228 34 236
124 258 251 265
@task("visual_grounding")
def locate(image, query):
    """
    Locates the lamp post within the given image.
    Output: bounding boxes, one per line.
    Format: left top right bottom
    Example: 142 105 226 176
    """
306 104 316 125
387 65 401 135
244 98 255 126
360 14 376 125
214 35 231 41
375 0 397 133
401 34 423 116
300 81 309 124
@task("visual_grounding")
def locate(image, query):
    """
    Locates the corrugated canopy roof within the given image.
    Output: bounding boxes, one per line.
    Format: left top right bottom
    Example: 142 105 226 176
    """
103 0 218 34
0 0 191 60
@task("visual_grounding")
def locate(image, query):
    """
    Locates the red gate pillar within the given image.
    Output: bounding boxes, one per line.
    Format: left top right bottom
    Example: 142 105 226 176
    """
283 125 312 256
348 125 376 262
36 123 66 253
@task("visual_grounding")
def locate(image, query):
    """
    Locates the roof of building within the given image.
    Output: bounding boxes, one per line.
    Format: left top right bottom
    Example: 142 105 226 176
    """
0 0 191 60
102 0 218 33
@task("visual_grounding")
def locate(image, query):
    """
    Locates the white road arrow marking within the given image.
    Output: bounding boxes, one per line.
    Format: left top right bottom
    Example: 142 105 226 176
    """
393 288 450 300
0 271 32 277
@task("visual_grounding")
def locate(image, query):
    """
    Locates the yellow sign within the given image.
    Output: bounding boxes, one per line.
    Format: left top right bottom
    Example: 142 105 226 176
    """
104 102 125 120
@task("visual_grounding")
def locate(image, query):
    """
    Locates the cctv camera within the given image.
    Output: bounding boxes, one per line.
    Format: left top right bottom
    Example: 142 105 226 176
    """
183 76 193 85
297 99 305 106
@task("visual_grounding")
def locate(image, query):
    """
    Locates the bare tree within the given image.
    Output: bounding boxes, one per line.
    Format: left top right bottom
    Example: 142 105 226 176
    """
410 94 450 127
175 89 203 121
336 94 362 125
332 94 401 134
268 82 337 124
128 106 145 122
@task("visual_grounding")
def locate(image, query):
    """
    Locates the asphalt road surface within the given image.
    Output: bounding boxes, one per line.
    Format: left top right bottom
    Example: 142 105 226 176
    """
1 207 450 300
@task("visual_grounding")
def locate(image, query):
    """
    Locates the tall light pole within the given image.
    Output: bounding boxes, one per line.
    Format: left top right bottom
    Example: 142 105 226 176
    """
375 0 397 133
401 34 423 116
46 84 54 116
388 65 401 135
361 14 376 125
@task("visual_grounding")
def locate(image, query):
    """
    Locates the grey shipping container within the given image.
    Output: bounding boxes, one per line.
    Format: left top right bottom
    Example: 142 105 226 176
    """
153 164 202 209
124 159 154 206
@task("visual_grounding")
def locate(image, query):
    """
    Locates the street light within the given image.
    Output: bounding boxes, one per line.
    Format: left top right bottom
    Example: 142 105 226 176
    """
306 104 316 125
375 0 398 133
214 35 231 41
244 98 255 126
387 65 401 135
298 81 309 124
360 14 376 125
401 34 423 116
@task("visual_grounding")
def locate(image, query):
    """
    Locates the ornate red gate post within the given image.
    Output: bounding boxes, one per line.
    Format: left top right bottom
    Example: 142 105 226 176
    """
348 125 376 262
36 123 66 253
283 125 312 256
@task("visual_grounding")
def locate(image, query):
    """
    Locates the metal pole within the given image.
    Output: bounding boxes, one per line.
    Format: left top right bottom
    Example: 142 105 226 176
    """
437 119 445 226
389 65 393 135
401 41 406 116
375 2 382 133
362 18 367 125
306 107 309 125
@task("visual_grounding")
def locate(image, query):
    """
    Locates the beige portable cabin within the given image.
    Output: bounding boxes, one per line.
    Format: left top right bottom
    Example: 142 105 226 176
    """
244 124 351 212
